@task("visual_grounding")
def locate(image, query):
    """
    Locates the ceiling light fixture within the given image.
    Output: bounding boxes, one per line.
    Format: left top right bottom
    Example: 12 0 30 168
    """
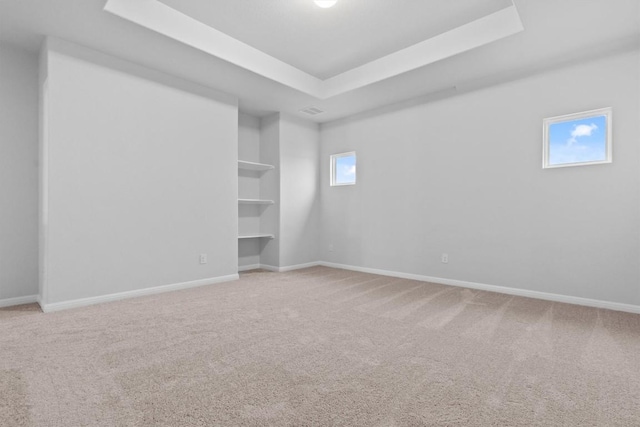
314 0 337 8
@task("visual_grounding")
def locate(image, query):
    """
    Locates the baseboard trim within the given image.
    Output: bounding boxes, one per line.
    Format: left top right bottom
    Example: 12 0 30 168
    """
278 262 321 272
0 295 39 308
260 262 320 273
319 261 640 315
39 274 239 313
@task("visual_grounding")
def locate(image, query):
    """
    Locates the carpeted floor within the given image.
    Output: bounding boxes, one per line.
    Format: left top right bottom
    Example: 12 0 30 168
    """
1 266 639 426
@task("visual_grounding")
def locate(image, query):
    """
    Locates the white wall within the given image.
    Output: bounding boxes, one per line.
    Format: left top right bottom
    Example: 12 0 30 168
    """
0 44 39 303
251 113 321 270
279 114 320 267
40 40 239 307
259 114 281 268
320 49 640 306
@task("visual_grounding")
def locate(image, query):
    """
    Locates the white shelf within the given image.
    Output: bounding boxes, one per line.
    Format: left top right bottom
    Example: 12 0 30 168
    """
238 199 274 205
238 234 275 239
238 160 274 171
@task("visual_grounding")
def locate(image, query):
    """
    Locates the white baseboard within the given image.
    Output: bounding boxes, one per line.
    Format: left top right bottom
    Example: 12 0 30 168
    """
259 262 320 273
39 274 239 313
278 262 321 272
319 261 640 315
0 295 39 308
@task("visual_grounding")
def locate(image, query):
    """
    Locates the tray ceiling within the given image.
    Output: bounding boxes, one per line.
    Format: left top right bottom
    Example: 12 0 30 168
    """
104 0 524 98
157 0 513 80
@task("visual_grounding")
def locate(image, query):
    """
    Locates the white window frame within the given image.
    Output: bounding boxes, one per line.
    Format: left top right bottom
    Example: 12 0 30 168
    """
542 107 612 169
330 151 356 186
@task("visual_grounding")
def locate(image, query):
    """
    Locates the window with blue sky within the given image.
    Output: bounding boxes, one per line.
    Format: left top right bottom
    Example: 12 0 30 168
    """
331 152 356 186
544 108 611 168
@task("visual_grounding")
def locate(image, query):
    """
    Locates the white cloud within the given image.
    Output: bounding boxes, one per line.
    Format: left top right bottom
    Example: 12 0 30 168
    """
568 123 597 145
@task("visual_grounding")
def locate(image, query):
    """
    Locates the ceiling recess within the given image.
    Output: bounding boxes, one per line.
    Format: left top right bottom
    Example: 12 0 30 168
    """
103 0 524 100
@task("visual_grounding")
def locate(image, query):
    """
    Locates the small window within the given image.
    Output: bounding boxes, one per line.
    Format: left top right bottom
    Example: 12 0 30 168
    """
330 152 356 186
543 107 612 169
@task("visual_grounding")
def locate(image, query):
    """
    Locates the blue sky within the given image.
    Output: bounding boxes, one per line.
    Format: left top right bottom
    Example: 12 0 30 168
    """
335 154 356 184
548 115 607 165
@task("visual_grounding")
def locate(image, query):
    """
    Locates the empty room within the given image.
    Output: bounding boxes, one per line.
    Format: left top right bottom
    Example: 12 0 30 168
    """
1 0 639 425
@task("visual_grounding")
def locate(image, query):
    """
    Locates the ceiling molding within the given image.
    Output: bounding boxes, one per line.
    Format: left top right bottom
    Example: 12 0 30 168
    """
104 0 523 100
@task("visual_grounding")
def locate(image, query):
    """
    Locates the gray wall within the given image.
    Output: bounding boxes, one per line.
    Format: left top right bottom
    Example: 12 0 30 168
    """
0 44 39 302
40 40 239 306
279 114 320 268
259 114 281 268
2 40 637 309
320 49 640 306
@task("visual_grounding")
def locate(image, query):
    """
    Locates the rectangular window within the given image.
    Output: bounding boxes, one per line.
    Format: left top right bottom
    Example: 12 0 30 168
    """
330 152 356 186
543 107 612 169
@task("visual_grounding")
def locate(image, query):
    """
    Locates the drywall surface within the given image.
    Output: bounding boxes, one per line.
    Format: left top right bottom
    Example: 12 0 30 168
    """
320 49 640 306
238 112 261 268
41 42 238 305
279 114 320 267
39 42 49 302
238 113 261 164
0 44 39 300
259 114 281 268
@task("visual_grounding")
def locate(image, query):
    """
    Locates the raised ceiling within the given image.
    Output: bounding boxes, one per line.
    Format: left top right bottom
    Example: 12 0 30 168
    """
157 0 513 80
0 0 638 122
103 0 523 98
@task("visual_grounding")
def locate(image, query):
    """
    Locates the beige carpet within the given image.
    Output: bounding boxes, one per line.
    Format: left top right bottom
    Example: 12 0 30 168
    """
1 266 639 426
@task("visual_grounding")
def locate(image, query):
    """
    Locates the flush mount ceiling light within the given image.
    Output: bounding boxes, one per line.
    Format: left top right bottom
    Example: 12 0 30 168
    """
314 0 337 8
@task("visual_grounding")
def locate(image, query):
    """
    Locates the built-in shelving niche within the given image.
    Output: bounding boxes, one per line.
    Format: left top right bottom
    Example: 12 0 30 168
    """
237 153 276 270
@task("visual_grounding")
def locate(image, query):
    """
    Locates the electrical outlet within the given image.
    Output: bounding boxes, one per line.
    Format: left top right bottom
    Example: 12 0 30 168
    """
329 244 334 252
441 253 449 264
199 253 207 264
